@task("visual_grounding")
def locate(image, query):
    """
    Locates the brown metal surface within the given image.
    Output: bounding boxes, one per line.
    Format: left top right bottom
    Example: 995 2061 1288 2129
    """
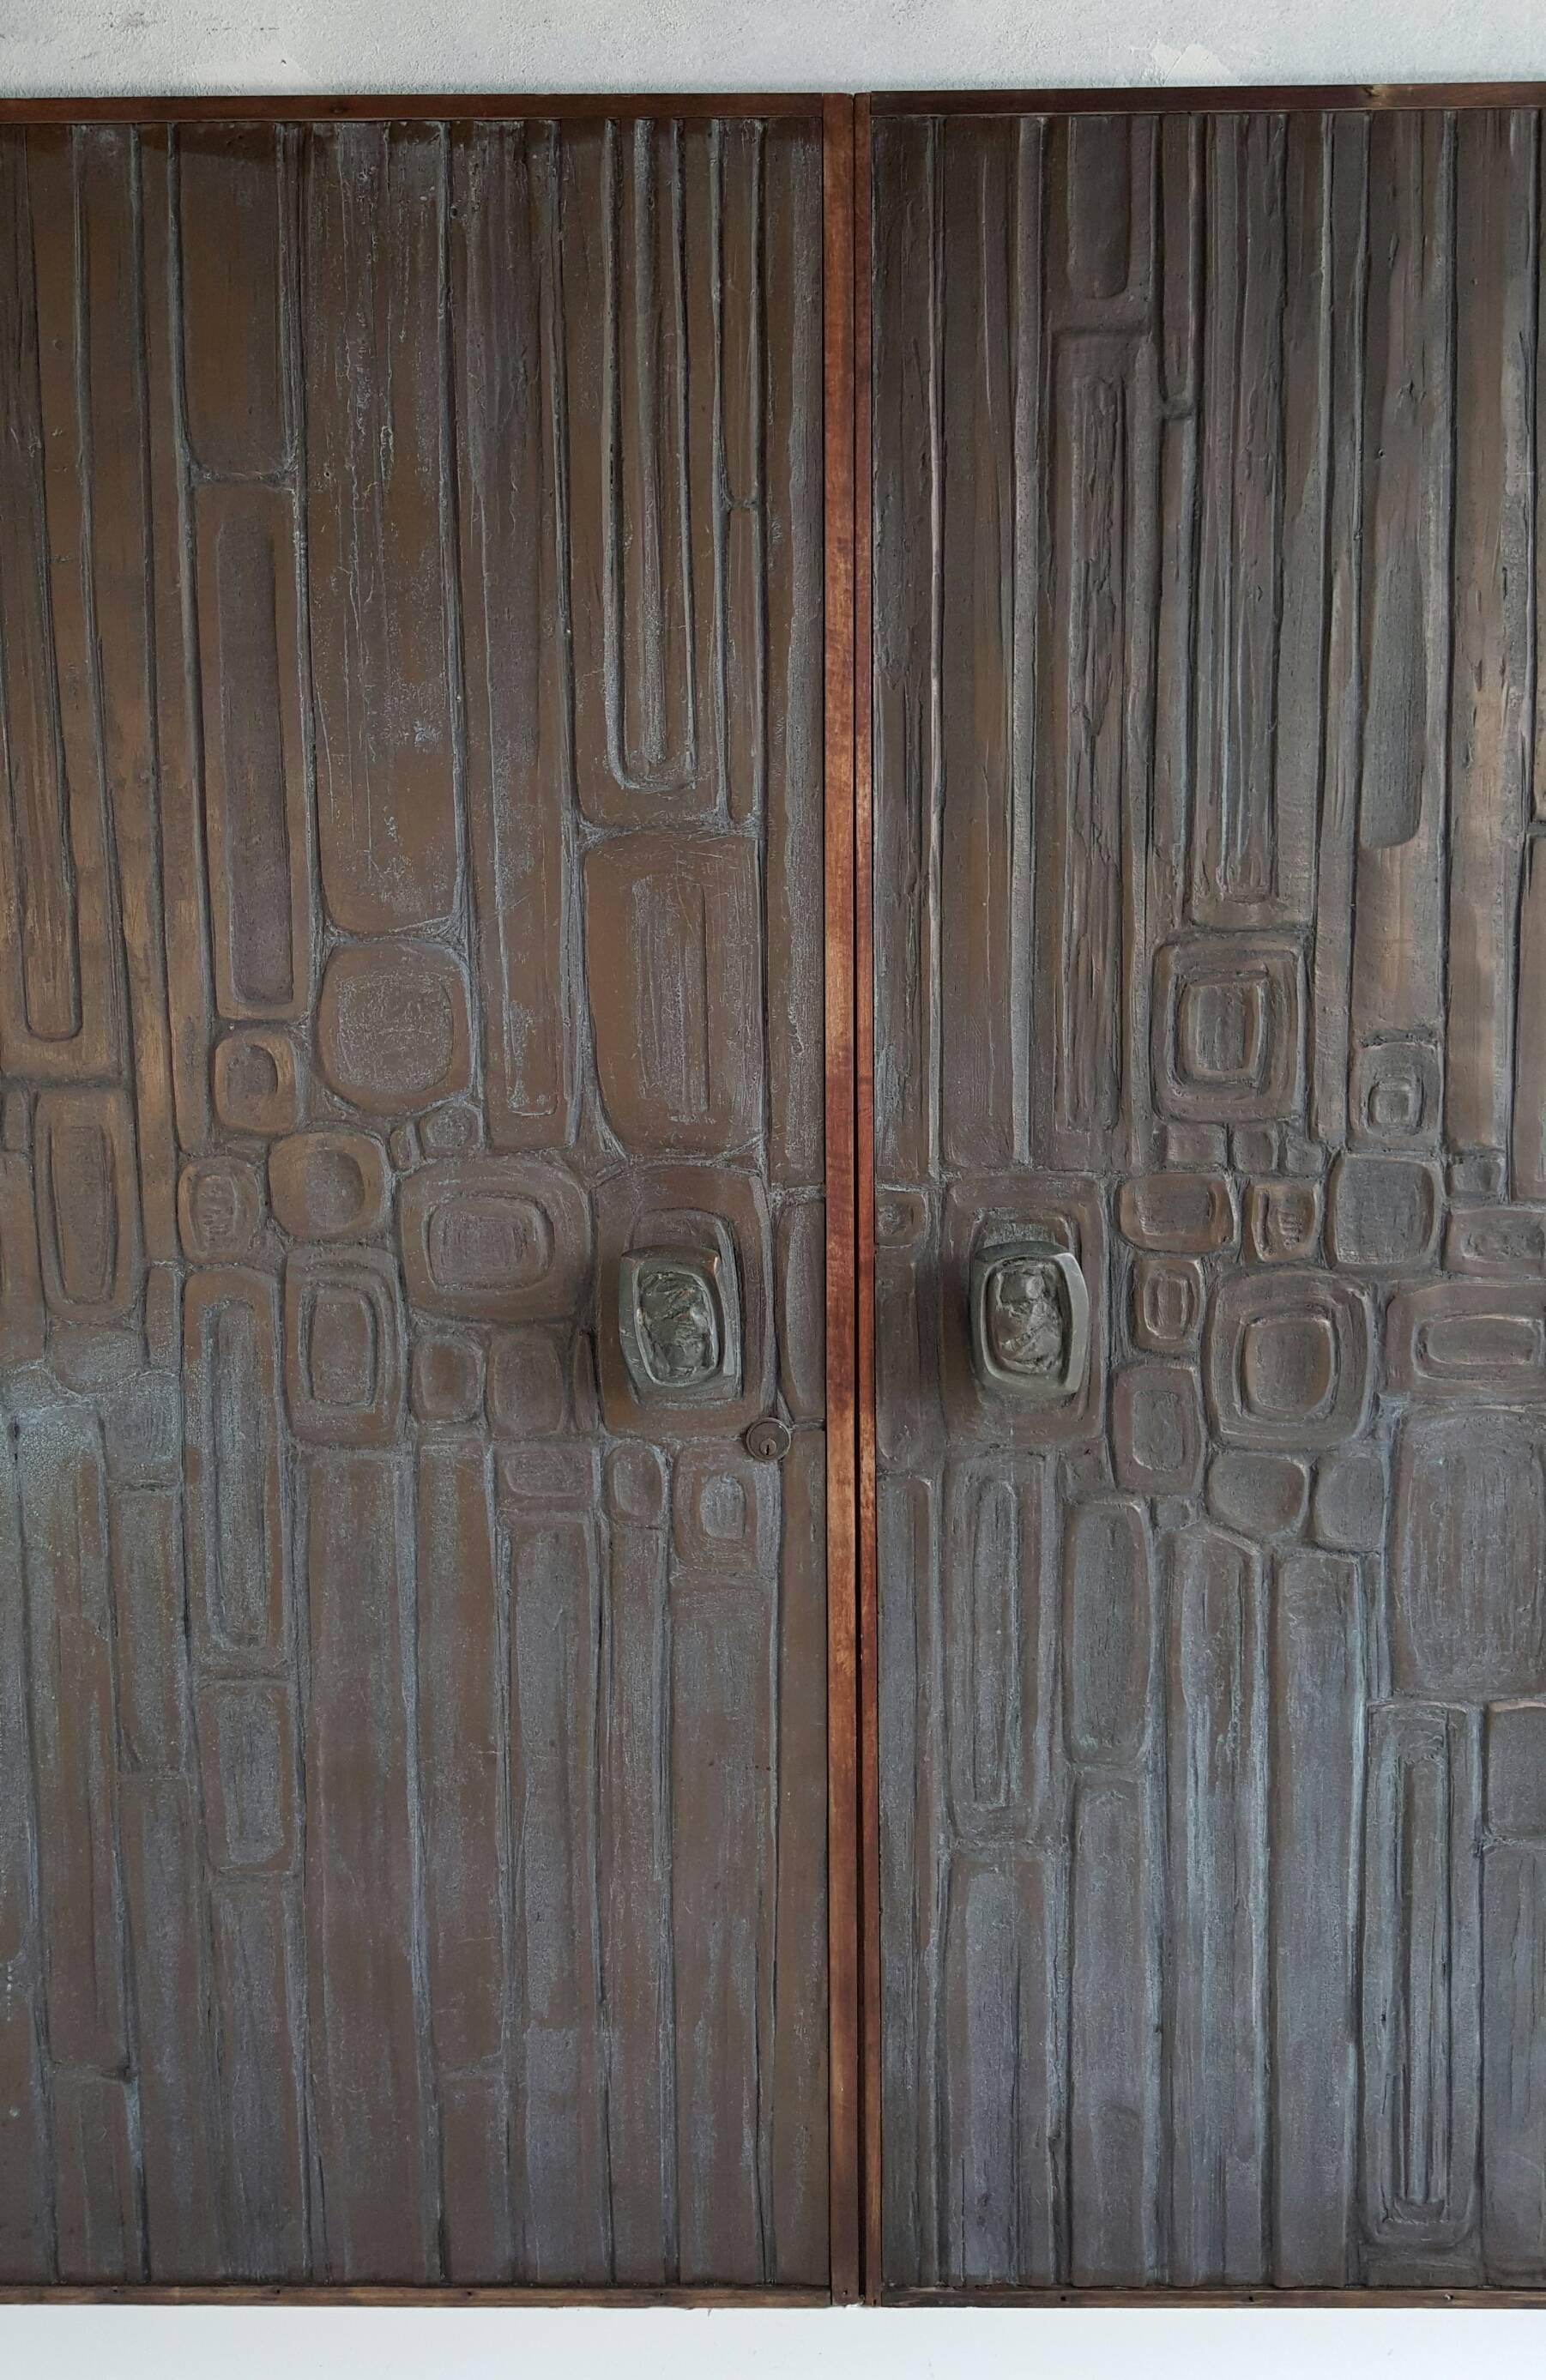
0 109 830 2293
12 72 1546 2314
871 100 1546 2295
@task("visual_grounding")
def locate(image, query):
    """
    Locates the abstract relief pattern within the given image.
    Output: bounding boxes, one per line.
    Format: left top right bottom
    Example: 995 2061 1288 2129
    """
0 118 827 2287
873 107 1546 2290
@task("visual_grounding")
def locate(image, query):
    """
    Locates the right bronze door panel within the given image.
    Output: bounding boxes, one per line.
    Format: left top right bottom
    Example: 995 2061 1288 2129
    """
873 104 1546 2291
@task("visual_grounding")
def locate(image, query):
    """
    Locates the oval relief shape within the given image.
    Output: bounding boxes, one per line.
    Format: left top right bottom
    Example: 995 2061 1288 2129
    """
269 1130 390 1241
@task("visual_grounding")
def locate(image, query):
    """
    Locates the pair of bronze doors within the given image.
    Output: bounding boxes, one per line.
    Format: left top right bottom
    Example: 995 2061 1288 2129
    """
1 90 1543 2304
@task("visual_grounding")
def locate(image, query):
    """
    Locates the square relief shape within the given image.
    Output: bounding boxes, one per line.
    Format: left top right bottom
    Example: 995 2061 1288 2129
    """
1326 1155 1442 1270
1153 933 1304 1122
1131 1255 1205 1354
1205 1268 1374 1447
1245 1176 1324 1264
1349 1034 1442 1147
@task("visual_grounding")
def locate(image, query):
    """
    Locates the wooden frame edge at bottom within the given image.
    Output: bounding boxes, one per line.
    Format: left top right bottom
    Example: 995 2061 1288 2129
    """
7 2283 1546 2311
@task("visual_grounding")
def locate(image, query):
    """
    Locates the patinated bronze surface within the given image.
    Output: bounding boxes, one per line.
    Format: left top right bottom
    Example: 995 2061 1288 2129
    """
0 116 829 2290
873 106 1546 2292
5 91 1545 2310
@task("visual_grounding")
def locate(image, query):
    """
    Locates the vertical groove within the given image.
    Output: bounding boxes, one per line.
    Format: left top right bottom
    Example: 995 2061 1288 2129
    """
822 89 861 2304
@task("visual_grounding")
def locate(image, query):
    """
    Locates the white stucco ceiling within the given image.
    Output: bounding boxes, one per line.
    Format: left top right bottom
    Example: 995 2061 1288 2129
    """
3 0 1544 96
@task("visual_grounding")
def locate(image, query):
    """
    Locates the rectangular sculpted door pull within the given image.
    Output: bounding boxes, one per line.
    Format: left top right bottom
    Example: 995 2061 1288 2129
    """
968 1241 1090 1403
617 1246 741 1403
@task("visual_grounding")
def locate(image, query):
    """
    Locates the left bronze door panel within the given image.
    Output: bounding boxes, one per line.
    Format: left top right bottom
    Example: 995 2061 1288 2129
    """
0 116 829 2290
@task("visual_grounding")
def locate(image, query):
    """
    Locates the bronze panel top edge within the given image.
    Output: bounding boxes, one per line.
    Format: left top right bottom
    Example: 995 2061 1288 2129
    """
0 89 830 124
3 81 1543 126
867 79 1546 115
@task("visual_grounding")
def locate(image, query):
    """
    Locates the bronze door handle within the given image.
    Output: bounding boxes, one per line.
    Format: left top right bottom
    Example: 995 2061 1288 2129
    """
969 1241 1090 1403
618 1246 742 1404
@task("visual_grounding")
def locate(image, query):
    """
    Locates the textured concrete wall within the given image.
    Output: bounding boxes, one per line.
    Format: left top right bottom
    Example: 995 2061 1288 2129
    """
3 0 1544 96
